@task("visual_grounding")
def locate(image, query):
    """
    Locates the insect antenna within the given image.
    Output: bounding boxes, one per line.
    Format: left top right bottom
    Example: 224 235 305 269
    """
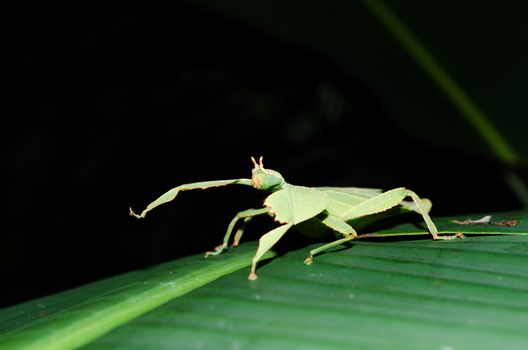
251 156 265 169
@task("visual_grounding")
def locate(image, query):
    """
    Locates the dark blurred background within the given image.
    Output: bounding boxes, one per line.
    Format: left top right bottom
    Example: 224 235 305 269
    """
3 1 528 308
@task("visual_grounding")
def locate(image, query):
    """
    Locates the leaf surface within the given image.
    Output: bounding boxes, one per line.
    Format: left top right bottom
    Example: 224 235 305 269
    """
0 244 270 350
1 212 528 350
83 233 528 350
362 210 527 237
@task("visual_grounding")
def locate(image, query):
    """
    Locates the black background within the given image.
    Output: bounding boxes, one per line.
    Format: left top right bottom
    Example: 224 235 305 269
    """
3 3 524 308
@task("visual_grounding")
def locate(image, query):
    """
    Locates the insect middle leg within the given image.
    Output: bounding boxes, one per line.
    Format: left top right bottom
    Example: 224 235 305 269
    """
232 217 253 247
304 215 357 265
205 207 269 257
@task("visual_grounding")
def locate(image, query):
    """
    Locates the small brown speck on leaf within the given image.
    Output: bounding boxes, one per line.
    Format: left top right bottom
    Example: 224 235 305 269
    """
490 219 518 227
452 215 518 227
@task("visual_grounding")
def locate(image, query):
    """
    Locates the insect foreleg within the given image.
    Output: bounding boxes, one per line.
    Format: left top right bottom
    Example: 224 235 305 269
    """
205 207 269 257
249 223 293 280
130 179 253 219
304 215 357 265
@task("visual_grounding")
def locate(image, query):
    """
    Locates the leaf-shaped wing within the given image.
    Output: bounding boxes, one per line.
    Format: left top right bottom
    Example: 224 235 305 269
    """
315 186 382 196
264 184 329 224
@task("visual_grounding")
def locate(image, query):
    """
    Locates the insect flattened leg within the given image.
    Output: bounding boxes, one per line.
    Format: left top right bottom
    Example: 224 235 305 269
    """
130 179 254 219
304 216 357 265
399 198 432 215
405 190 463 240
248 223 293 280
341 187 408 222
205 207 269 257
320 215 357 237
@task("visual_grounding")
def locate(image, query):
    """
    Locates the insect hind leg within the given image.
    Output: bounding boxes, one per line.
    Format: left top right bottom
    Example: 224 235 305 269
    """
405 190 463 240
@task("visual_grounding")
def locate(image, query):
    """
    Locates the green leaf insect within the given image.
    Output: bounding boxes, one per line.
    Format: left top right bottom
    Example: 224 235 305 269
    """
130 157 460 280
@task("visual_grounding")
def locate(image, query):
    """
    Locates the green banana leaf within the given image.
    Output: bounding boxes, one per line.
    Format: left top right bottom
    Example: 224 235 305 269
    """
186 0 528 165
1 211 527 350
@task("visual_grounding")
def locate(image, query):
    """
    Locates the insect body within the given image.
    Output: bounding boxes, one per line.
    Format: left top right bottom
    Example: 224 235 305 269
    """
130 157 460 280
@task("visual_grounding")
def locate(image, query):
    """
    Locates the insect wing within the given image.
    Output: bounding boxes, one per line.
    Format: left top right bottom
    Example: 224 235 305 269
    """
315 187 382 196
318 187 383 218
264 184 329 224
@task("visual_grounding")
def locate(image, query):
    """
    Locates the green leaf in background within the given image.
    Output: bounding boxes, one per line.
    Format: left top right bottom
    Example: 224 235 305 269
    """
186 0 528 164
1 212 528 350
184 0 528 208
